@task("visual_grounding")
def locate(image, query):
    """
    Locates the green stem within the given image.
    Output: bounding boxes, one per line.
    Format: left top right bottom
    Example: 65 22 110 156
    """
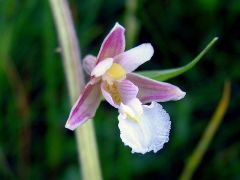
49 0 102 179
179 81 231 180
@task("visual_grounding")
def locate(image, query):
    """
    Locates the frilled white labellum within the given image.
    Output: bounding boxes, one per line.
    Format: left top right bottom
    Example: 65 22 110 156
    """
118 102 171 154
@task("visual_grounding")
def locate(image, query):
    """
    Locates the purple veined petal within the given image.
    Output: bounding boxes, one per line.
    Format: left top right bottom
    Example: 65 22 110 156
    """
96 23 125 63
118 102 171 154
65 83 101 130
118 80 139 104
101 81 119 108
114 43 154 73
82 55 97 75
127 73 186 104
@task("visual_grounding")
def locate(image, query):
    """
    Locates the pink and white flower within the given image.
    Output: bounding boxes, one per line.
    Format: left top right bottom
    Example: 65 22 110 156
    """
66 23 186 154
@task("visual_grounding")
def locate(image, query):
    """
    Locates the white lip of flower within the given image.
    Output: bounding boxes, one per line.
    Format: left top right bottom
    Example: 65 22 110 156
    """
118 99 171 154
118 101 171 154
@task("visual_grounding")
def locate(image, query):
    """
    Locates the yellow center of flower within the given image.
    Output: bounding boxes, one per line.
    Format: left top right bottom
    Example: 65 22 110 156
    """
107 63 126 80
106 83 121 104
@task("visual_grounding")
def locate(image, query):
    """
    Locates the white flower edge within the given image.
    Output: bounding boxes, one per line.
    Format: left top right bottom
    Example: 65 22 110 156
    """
118 101 171 154
91 58 113 77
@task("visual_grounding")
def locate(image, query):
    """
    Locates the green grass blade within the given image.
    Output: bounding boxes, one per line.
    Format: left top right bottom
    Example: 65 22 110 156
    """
137 37 218 81
179 81 231 180
49 0 102 179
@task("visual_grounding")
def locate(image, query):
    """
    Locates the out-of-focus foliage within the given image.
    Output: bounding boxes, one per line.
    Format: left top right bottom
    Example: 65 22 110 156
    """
0 0 239 179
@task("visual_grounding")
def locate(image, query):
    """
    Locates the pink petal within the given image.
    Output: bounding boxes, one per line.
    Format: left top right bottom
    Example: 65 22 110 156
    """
82 55 97 75
127 73 186 103
119 80 138 104
65 83 101 130
101 81 119 108
114 43 154 73
96 23 125 63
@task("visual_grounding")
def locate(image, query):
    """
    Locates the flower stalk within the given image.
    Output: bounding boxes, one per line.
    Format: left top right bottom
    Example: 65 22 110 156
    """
49 0 102 179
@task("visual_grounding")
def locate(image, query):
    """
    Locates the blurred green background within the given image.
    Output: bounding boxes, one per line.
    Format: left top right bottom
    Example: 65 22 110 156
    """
0 0 240 179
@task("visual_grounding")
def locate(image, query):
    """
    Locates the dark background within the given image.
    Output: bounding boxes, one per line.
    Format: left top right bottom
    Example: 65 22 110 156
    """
0 0 239 179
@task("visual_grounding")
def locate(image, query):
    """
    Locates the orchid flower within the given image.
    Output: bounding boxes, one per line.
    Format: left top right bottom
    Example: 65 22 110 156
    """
66 23 186 154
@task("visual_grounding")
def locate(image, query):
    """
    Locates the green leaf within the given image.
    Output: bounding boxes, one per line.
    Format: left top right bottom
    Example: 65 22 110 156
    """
137 37 218 81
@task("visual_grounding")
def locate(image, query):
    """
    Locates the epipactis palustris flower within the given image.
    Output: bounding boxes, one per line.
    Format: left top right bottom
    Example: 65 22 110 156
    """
66 23 186 154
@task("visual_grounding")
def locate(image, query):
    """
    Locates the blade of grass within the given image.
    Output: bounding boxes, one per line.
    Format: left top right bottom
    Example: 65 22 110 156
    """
179 81 231 180
49 0 102 180
137 37 218 81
